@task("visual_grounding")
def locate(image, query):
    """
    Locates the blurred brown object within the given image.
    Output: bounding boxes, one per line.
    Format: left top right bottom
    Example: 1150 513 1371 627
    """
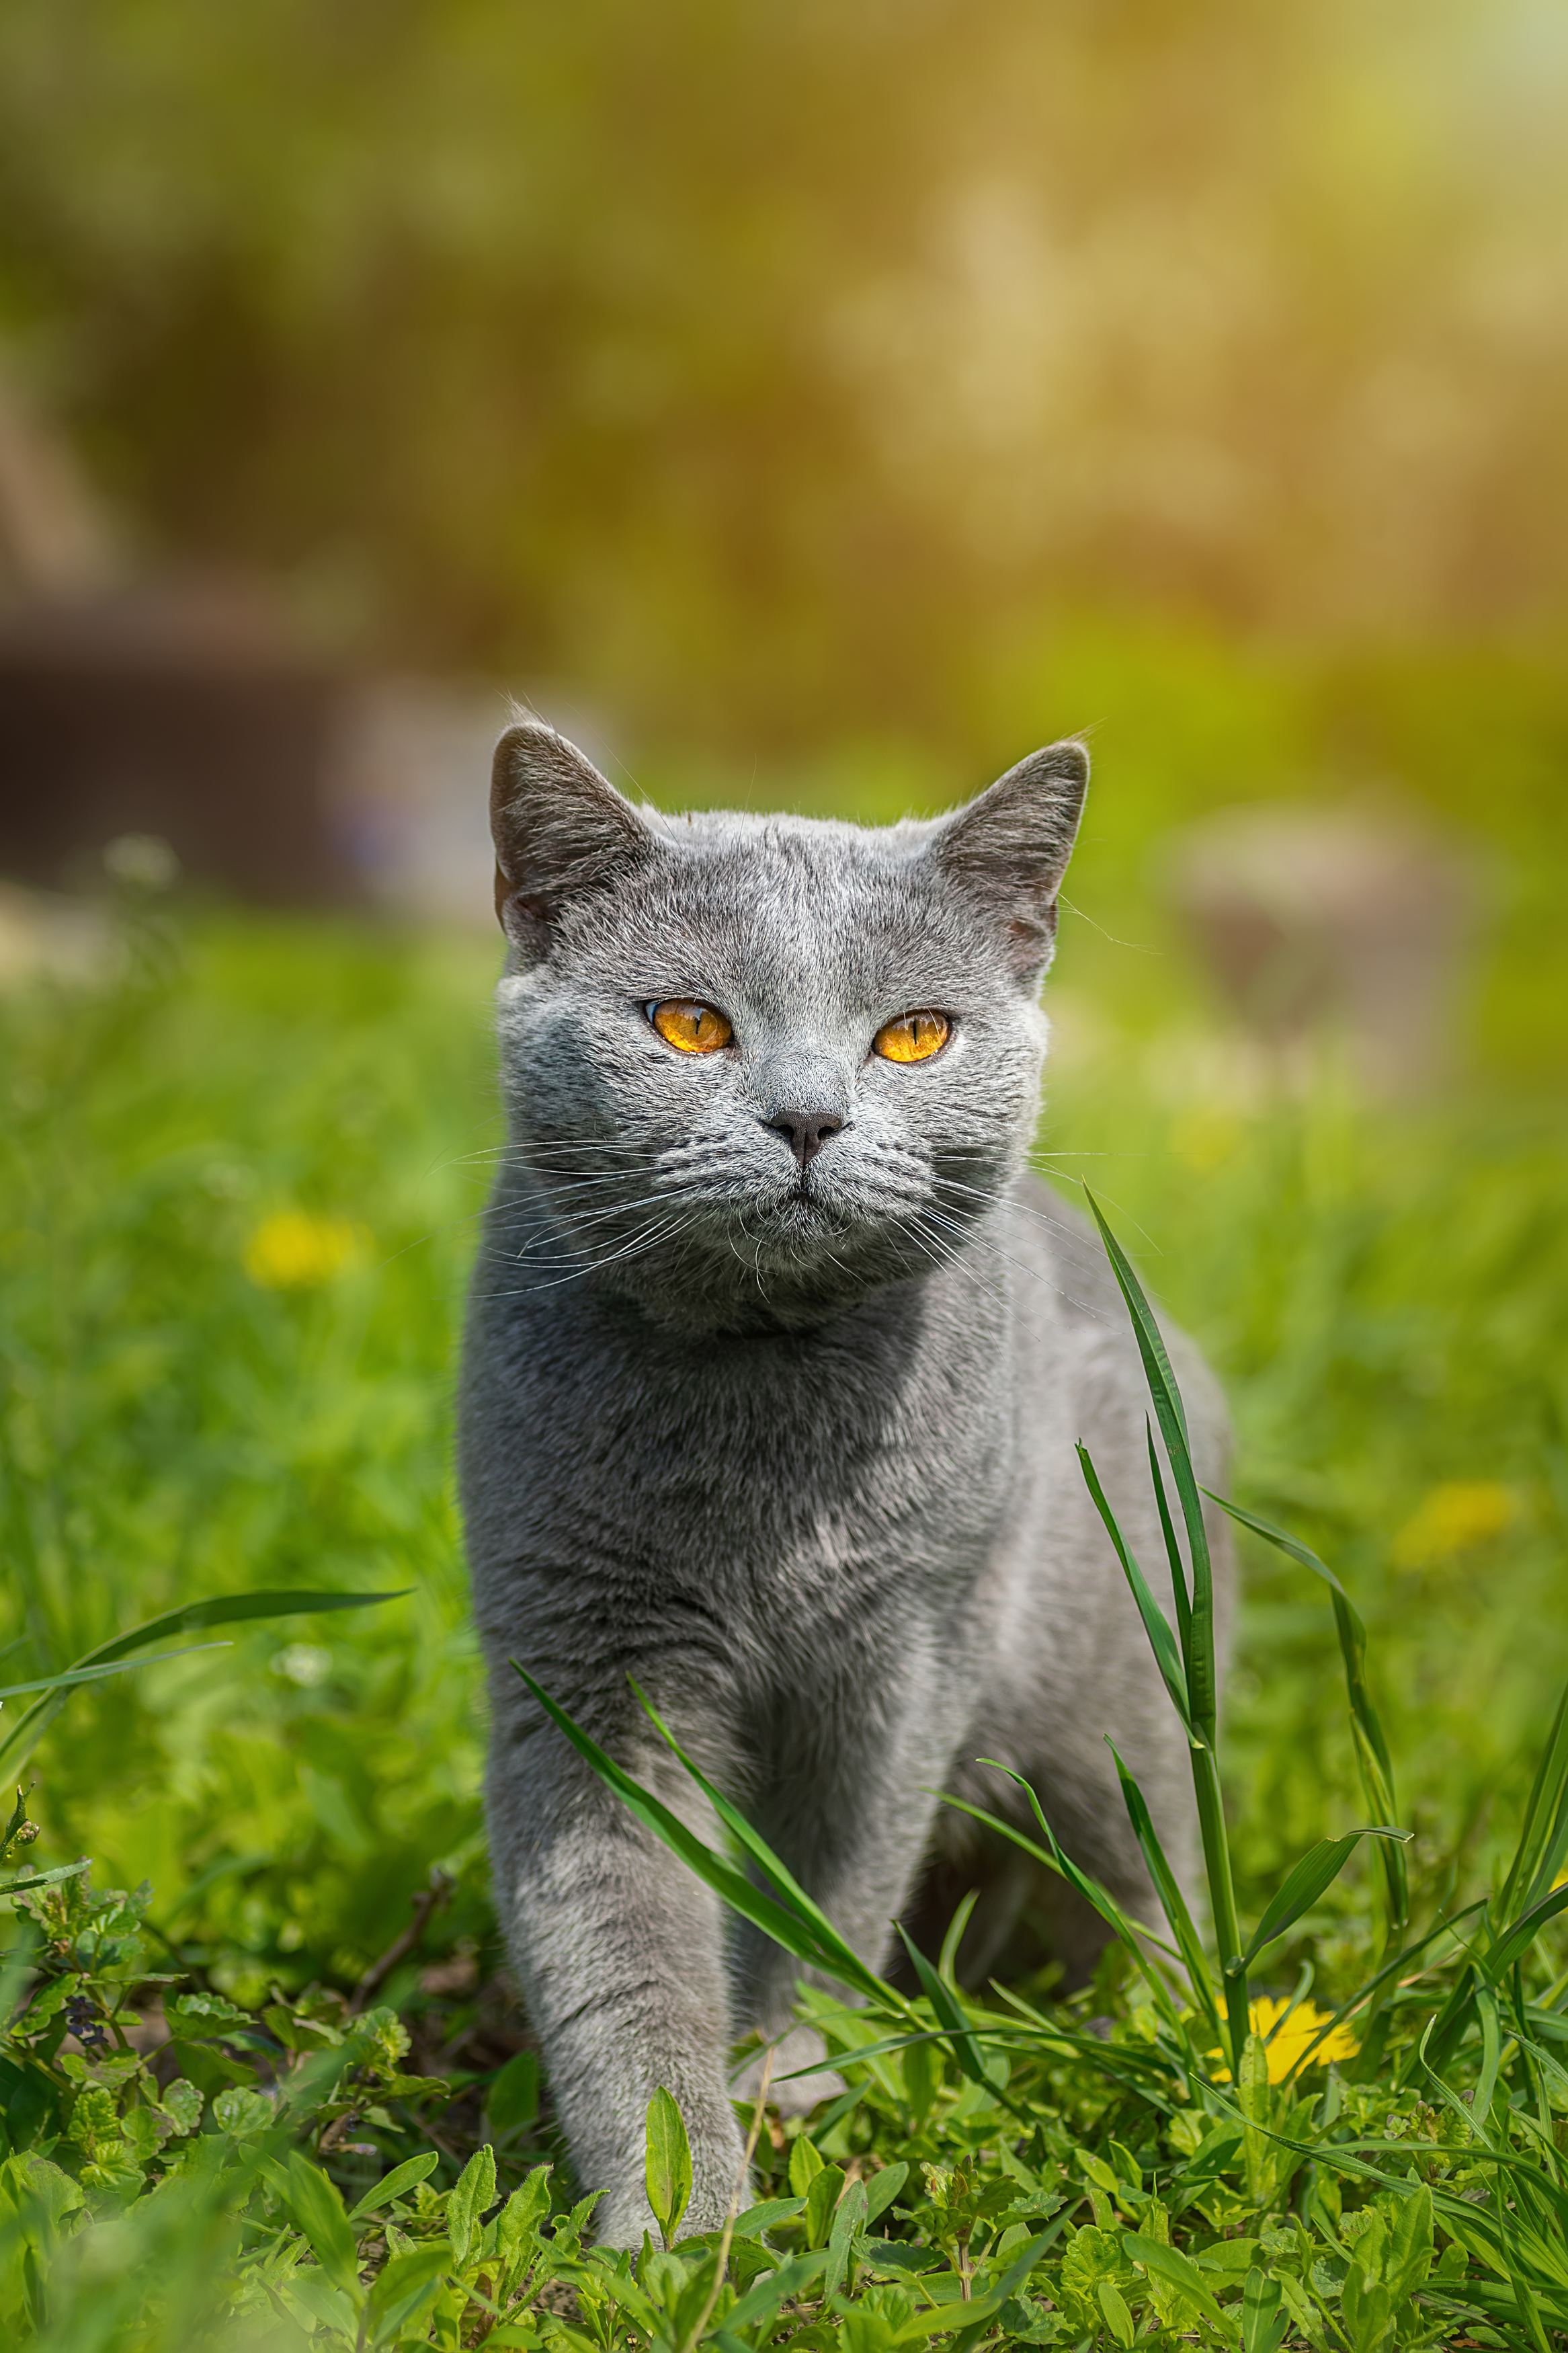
0 580 354 902
329 678 615 926
0 361 120 599
0 356 354 904
329 676 504 925
1159 803 1477 1096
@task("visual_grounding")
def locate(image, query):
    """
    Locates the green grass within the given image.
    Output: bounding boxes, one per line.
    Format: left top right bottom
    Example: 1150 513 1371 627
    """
1 910 499 2003
2 897 1567 2347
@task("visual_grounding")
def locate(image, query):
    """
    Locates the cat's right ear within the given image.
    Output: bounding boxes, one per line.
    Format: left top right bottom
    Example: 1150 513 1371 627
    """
491 720 656 959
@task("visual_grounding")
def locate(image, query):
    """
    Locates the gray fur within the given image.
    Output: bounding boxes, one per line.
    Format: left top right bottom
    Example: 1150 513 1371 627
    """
460 721 1233 2244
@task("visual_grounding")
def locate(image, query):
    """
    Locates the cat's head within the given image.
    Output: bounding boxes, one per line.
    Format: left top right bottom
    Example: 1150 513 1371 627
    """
485 721 1087 1334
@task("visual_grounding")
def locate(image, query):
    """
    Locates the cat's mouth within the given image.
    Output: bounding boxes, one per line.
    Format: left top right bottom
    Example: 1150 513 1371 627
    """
729 1176 852 1243
750 1176 895 1246
771 1181 836 1221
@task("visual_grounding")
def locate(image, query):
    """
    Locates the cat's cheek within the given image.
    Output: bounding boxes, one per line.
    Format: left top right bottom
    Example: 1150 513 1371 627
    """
1019 1001 1052 1057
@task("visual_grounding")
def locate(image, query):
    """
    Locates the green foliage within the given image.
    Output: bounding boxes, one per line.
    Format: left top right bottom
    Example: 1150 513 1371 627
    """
0 915 497 2003
0 1587 403 1784
540 1197 1568 2348
3 908 1568 2343
643 2089 692 2253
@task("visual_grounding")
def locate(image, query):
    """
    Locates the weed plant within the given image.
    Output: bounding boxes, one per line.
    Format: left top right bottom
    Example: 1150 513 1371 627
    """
1 906 1567 2346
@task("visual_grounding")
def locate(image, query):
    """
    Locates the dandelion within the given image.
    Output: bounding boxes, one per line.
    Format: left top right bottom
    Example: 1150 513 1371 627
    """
1393 1480 1514 1570
244 1211 368 1290
1208 1997 1358 2083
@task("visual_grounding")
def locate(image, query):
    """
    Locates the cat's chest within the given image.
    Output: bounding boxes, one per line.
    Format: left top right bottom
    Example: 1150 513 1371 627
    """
485 1288 1020 1597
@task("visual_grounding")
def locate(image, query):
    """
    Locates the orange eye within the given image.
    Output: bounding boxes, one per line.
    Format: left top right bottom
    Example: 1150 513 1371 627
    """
873 1010 950 1064
649 999 733 1054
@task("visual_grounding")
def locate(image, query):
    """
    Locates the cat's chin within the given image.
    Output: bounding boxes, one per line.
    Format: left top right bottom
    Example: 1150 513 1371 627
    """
604 1197 944 1339
750 1187 853 1238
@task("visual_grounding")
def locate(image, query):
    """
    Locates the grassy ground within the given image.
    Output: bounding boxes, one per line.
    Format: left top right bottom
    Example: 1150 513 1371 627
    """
2 893 1567 2347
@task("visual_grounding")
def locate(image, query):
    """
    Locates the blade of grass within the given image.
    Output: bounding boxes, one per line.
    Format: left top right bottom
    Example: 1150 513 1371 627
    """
942 1781 1180 1962
0 1590 407 1778
0 1858 93 1899
1484 1883 1568 1983
893 1923 994 2096
511 1665 897 2006
626 1679 862 1941
624 1675 918 2016
1240 1828 1412 1971
937 1887 980 1989
1410 1962 1480 2087
1081 1190 1244 2070
0 1643 230 1701
968 1762 1192 2045
1473 1983 1504 2129
1077 1443 1192 1734
1207 1492 1408 1942
1104 1739 1221 2044
1083 1188 1217 1747
930 1786 1188 1970
1497 1678 1568 1921
1191 1732 1249 2077
1146 1419 1191 1657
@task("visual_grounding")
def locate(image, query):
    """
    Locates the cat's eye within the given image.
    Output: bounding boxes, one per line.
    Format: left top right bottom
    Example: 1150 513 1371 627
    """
647 999 733 1054
872 1010 950 1064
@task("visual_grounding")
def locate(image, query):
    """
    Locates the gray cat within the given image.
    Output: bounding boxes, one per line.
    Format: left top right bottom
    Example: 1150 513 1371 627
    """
459 720 1233 2245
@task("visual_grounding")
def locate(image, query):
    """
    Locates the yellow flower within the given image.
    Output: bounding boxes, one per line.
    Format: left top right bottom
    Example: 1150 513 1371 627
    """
1209 1997 1358 2084
1392 1480 1514 1571
244 1211 368 1290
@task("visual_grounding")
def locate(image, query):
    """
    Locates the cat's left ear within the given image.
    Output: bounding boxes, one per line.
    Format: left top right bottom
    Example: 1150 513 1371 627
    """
925 740 1089 982
491 719 659 960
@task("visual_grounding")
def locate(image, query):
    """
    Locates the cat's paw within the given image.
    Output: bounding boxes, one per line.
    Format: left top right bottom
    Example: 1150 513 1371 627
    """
593 2188 740 2249
593 2167 745 2249
591 2186 660 2251
735 2023 847 2120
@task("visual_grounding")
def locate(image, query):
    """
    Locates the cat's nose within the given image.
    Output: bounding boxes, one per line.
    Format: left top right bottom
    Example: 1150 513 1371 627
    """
765 1109 844 1168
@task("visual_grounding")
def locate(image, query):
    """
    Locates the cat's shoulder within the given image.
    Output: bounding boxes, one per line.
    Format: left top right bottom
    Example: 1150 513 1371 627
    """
1012 1175 1229 1464
1012 1174 1124 1331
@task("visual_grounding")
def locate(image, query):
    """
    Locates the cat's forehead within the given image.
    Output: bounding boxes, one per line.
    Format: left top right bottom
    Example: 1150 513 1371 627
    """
657 806 929 911
620 806 993 990
662 802 916 859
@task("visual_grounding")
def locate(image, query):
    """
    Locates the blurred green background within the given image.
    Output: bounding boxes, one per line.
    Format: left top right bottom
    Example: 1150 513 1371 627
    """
1 0 1567 2005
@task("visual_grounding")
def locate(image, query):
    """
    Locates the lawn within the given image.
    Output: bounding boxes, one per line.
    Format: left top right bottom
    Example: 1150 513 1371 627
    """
2 885 1567 2349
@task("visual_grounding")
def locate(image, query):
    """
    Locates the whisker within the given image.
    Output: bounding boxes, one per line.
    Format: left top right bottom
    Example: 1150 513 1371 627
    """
489 1188 703 1264
907 1214 1012 1318
507 1170 644 1195
930 1174 1081 1240
382 1164 675 1267
923 1205 1070 1308
475 1211 697 1298
921 1203 1114 1329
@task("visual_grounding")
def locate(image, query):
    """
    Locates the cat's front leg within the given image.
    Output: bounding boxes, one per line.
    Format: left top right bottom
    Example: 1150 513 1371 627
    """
732 1704 962 2105
486 1700 748 2247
